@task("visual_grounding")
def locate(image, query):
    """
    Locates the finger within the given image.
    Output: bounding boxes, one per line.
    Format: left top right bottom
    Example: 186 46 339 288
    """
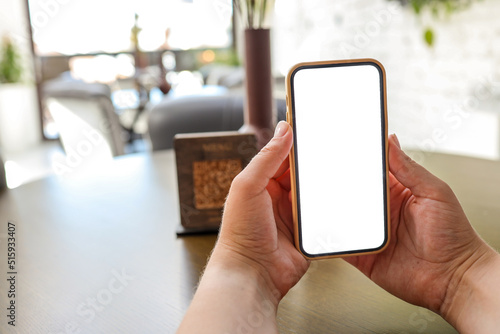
276 168 291 191
344 255 358 267
388 134 448 198
277 193 294 240
233 121 293 196
273 155 290 179
388 171 398 188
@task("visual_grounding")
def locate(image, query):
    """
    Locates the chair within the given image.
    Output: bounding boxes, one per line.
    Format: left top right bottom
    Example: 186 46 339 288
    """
147 94 286 151
43 79 125 157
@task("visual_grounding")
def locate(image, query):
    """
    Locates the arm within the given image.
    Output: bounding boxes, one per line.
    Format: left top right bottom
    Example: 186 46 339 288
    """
178 125 500 333
177 122 308 333
177 256 280 334
442 247 500 333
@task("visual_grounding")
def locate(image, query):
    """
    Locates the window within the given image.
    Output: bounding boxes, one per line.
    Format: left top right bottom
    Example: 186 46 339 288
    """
28 0 233 55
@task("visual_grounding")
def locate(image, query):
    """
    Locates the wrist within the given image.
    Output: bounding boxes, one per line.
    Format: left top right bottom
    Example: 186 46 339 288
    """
178 248 280 334
208 245 282 307
441 244 500 333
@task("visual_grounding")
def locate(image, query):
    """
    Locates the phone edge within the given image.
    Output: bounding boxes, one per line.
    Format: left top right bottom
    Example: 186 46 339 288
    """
286 58 391 261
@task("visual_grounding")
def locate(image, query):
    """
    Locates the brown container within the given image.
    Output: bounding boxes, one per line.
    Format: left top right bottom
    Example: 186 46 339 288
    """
242 28 276 148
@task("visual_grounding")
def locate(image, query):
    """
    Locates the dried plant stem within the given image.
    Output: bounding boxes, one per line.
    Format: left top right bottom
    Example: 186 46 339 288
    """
233 0 241 23
259 0 267 28
248 0 254 28
233 0 272 29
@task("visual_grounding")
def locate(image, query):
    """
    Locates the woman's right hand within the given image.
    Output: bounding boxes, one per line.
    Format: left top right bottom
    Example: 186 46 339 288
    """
345 134 500 333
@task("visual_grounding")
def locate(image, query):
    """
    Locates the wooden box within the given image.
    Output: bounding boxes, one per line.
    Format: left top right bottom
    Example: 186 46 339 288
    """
174 132 257 235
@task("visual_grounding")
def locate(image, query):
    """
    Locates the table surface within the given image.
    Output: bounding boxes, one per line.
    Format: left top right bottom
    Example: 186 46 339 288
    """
0 149 499 333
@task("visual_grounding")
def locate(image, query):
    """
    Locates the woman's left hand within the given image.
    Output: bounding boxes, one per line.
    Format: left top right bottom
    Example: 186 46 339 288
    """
212 121 309 299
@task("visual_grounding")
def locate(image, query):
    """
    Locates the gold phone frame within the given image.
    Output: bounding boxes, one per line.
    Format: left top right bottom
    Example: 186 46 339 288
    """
285 58 391 260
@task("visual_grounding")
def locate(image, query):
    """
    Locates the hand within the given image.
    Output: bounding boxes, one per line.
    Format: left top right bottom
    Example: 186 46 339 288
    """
346 134 500 332
178 121 309 334
212 121 309 299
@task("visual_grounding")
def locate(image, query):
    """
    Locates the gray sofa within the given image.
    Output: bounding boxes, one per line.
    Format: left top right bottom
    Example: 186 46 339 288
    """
147 94 286 151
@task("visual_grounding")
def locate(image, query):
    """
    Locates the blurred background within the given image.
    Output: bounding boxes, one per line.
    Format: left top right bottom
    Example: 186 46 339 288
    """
0 0 499 188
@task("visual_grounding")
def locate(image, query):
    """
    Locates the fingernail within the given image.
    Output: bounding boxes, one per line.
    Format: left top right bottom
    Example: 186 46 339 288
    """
274 121 289 137
392 133 401 149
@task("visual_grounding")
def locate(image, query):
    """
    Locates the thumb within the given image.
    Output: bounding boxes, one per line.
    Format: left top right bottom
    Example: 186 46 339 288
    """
389 134 448 198
233 121 293 196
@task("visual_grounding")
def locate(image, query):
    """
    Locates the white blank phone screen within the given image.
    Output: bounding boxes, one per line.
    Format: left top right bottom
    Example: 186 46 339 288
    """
291 64 387 256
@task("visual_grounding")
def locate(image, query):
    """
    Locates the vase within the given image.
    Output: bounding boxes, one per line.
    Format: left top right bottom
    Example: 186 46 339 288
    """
241 28 276 149
0 151 6 189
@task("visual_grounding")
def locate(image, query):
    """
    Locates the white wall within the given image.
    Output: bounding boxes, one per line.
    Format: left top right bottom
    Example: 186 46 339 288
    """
0 0 40 153
273 0 500 160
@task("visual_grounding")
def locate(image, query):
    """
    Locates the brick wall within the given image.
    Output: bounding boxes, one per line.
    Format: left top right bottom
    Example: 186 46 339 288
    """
273 0 500 160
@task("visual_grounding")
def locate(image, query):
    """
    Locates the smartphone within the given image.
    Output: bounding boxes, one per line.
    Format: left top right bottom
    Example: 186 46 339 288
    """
286 59 390 260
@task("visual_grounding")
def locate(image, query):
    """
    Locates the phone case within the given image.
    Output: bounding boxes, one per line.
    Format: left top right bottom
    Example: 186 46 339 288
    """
285 58 390 260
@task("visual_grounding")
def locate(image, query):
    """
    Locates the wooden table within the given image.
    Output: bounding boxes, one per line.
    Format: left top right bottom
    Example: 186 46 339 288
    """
0 150 498 333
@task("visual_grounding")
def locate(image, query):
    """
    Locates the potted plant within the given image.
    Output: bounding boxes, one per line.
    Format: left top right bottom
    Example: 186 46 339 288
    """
0 36 23 84
0 35 40 152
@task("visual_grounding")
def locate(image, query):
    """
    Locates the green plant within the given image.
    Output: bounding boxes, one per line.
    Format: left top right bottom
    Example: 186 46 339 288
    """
408 0 474 15
0 36 23 84
394 0 479 47
233 0 274 29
